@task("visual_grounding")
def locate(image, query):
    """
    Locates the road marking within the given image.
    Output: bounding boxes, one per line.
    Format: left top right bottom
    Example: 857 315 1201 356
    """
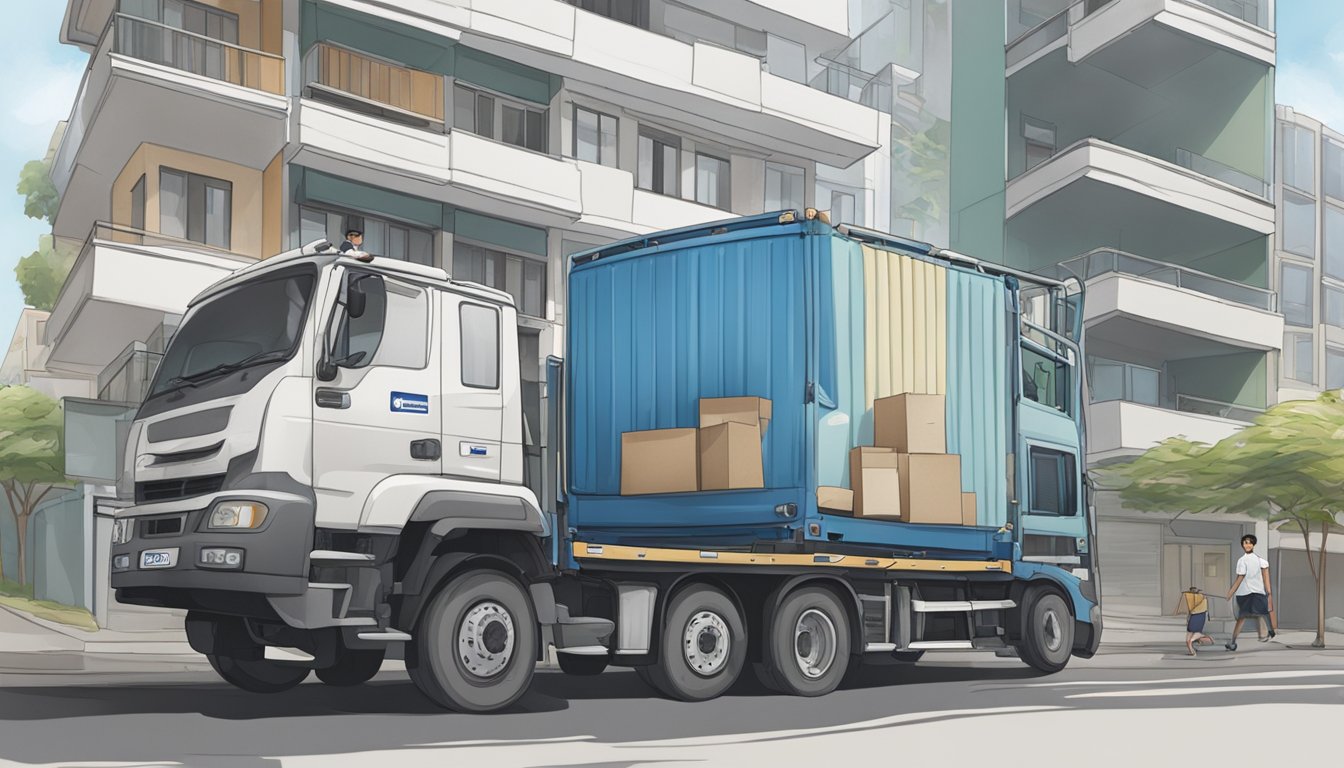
1066 684 1341 699
421 735 597 748
1025 670 1344 687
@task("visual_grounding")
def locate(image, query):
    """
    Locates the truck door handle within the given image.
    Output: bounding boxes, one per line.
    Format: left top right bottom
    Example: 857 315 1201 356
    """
410 439 441 461
315 389 350 409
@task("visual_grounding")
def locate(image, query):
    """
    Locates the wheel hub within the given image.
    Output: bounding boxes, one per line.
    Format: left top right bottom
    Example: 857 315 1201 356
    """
794 609 838 680
458 600 516 679
683 610 730 677
1043 608 1063 653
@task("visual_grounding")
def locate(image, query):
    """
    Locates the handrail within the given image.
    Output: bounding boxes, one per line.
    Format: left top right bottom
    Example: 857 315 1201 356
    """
1045 248 1275 311
1175 393 1264 422
112 13 284 95
303 41 445 126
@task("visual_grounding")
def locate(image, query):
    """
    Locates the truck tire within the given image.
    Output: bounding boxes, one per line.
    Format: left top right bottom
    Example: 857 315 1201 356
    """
557 652 608 676
208 653 310 693
1018 589 1074 673
646 584 746 701
315 648 385 686
407 569 538 712
762 586 851 697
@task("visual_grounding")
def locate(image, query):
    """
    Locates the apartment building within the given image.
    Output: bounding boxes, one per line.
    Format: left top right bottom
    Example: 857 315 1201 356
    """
1002 0 1280 622
44 0 888 619
1266 104 1344 626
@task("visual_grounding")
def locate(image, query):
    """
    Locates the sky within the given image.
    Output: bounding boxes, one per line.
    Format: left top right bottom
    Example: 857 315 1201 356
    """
0 1 1342 356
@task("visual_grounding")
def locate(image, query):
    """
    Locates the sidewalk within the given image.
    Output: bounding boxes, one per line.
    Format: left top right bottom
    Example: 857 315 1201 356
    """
0 603 206 672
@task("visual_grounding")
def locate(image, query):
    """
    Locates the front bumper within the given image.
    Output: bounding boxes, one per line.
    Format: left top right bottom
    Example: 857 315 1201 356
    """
111 491 315 606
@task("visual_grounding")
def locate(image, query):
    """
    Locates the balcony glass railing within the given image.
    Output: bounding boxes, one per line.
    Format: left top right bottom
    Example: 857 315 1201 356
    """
1046 249 1276 311
812 4 922 105
112 13 283 95
98 341 163 405
1006 4 1070 67
1175 393 1264 422
303 42 446 131
1191 0 1271 30
1175 148 1270 199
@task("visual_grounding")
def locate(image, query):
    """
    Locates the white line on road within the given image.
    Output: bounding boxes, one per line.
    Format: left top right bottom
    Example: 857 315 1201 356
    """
420 735 597 748
1024 669 1344 687
1065 684 1341 699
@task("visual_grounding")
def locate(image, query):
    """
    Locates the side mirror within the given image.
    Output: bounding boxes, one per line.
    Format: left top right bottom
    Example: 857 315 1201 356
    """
347 287 367 319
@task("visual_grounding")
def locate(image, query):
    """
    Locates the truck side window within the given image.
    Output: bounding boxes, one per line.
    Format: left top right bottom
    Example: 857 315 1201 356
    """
332 275 429 370
1021 341 1071 414
1029 447 1077 516
333 275 387 369
461 303 500 389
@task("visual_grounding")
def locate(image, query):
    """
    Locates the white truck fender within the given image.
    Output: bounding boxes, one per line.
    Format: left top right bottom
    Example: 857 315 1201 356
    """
359 474 548 536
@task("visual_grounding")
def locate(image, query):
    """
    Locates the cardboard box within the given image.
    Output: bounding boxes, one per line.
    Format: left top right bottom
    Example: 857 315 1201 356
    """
896 453 962 524
699 422 764 491
621 429 699 495
849 447 902 519
699 396 773 437
874 393 947 454
817 486 854 514
961 491 977 526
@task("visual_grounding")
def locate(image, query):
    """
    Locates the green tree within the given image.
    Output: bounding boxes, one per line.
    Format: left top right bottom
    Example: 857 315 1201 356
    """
15 235 77 311
1100 392 1344 648
0 386 66 586
17 158 58 224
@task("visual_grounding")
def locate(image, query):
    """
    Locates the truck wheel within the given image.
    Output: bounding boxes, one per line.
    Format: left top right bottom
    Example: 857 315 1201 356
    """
646 584 746 701
208 653 310 693
315 648 385 686
763 587 851 696
634 665 657 689
407 569 538 712
1018 589 1074 673
558 652 608 676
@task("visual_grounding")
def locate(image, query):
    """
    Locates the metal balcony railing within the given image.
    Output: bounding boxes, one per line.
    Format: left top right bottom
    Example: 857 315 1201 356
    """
1176 148 1270 199
1191 0 1271 30
112 13 283 95
1175 393 1264 422
1048 248 1276 311
302 42 446 131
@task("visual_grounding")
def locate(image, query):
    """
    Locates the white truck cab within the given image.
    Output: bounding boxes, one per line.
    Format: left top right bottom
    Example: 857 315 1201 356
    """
110 241 609 711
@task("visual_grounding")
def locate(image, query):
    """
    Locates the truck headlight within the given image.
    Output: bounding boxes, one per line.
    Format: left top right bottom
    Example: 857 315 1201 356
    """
208 501 269 530
112 517 134 545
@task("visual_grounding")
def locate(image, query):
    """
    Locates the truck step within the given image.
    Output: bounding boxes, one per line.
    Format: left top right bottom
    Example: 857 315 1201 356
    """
355 630 412 642
906 640 975 650
911 599 1015 613
310 550 376 565
864 642 897 652
263 646 316 663
555 645 609 656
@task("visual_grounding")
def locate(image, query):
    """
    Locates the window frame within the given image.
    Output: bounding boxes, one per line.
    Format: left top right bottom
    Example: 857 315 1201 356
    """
130 174 146 231
764 161 805 212
1022 114 1057 172
1325 203 1344 281
1325 135 1344 202
453 82 549 154
159 166 232 250
1327 344 1344 391
452 239 548 319
1284 331 1315 385
572 104 619 167
460 301 501 390
1027 445 1079 518
295 203 435 266
637 127 681 197
1281 189 1317 258
1281 122 1316 194
1280 261 1315 328
694 150 732 210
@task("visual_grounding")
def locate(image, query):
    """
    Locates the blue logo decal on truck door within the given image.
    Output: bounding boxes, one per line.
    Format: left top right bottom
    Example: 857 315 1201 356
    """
390 391 430 414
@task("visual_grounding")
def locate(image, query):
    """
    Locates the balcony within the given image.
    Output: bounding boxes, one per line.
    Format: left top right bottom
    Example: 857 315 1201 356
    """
1086 399 1250 464
293 96 729 238
1052 248 1281 354
44 223 253 376
1007 139 1273 271
1007 0 1273 77
811 6 921 110
51 13 286 240
97 341 163 405
674 1 852 51
338 0 880 167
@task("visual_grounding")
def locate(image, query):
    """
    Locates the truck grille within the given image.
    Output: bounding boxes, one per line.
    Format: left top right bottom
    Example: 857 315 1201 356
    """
136 475 226 503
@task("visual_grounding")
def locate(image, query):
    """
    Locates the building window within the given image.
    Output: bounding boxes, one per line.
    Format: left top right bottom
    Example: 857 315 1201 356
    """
453 84 547 153
765 33 806 83
1328 346 1344 390
1281 262 1314 327
695 152 731 209
573 105 617 167
1325 284 1344 329
1282 123 1316 193
1326 137 1344 201
453 242 547 319
460 303 500 389
765 162 805 212
1286 332 1314 384
1282 190 1316 258
1029 446 1077 517
297 205 434 266
160 168 231 249
564 0 650 29
130 175 146 231
1326 204 1344 280
637 128 680 197
1089 357 1160 406
1023 115 1056 172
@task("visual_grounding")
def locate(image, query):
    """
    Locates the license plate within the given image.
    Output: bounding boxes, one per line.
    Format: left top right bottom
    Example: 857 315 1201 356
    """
140 548 179 569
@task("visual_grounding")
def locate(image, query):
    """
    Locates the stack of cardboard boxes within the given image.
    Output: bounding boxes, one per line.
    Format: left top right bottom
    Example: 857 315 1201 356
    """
819 393 977 527
620 397 772 495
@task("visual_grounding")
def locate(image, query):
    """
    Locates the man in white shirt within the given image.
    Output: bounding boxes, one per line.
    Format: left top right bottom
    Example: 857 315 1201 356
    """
1224 533 1273 651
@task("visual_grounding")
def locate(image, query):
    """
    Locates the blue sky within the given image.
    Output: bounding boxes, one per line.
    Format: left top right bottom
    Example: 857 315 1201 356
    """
1 1 1342 349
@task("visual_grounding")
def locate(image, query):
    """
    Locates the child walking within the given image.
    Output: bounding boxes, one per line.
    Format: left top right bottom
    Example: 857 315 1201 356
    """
1174 587 1214 655
1225 533 1274 651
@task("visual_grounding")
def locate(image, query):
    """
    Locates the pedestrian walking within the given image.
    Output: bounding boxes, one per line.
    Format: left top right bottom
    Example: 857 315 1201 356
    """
1173 587 1214 656
1224 534 1274 651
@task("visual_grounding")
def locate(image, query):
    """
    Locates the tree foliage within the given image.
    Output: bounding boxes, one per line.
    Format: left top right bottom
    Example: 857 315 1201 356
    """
15 235 77 311
0 386 66 586
17 158 58 224
1098 392 1344 647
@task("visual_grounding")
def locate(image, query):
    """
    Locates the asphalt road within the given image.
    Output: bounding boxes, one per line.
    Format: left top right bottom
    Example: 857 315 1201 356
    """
1 652 1342 767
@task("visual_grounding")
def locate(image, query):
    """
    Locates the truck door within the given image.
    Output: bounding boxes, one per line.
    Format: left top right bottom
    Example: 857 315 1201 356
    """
312 269 441 527
440 292 504 482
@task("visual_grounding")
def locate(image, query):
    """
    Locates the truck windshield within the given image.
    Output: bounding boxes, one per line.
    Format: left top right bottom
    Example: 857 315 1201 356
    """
147 271 317 399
